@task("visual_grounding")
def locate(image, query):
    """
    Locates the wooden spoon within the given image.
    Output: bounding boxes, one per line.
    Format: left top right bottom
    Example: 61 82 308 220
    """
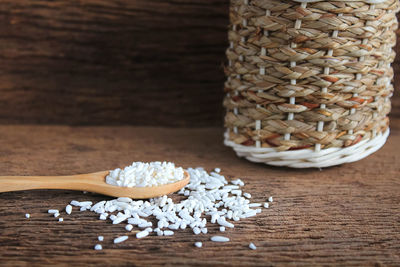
0 170 190 199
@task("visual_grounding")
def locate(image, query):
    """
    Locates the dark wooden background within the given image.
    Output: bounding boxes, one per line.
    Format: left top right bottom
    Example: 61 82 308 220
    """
0 0 399 126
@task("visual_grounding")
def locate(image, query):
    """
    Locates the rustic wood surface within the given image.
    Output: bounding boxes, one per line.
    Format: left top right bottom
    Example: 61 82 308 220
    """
0 121 399 266
1 0 400 126
0 0 228 126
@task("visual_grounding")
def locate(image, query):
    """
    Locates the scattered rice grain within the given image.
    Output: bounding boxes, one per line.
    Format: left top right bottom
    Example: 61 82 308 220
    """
65 205 72 215
243 193 251 198
113 235 128 244
211 236 230 242
136 230 149 239
125 224 133 231
249 243 257 250
164 230 174 236
48 209 59 214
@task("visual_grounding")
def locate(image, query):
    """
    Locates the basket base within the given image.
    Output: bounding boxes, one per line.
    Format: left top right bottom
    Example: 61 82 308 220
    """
224 129 390 168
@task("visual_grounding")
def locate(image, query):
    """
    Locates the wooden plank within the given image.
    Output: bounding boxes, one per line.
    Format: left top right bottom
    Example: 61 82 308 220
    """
0 123 399 265
0 0 228 126
0 1 399 125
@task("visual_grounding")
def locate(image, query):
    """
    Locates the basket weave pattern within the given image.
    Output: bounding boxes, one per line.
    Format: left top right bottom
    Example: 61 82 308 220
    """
224 0 399 166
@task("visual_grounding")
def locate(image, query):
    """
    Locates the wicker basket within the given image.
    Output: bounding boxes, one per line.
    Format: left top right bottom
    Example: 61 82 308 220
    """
224 0 399 168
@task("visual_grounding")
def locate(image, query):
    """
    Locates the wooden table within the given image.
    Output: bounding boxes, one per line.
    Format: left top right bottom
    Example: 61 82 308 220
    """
0 120 399 266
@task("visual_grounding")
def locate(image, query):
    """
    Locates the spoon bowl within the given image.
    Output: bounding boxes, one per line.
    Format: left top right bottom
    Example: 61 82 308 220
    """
0 170 190 199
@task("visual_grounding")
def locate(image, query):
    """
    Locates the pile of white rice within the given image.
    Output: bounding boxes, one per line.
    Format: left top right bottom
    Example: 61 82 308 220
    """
43 163 273 250
106 161 185 187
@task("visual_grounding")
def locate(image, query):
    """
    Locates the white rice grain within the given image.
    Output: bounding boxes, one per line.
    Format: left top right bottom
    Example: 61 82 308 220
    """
70 200 80 206
65 205 72 215
249 203 262 208
243 193 251 198
164 230 174 236
112 215 128 225
113 235 128 244
75 201 92 211
249 243 257 250
125 224 133 231
156 230 164 236
211 236 230 242
193 227 201 235
48 209 59 214
136 230 149 239
217 217 234 228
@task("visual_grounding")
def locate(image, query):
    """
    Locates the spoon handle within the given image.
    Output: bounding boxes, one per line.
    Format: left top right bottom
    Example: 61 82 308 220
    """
0 171 108 193
0 171 189 198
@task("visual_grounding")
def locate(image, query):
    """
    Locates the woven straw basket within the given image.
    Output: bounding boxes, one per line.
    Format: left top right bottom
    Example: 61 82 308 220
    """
224 0 399 168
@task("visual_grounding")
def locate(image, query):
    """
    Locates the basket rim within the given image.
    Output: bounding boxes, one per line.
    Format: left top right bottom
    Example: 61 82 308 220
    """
224 129 390 168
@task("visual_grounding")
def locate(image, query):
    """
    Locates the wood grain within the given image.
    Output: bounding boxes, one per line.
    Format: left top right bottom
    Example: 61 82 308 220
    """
0 1 399 126
0 0 228 126
0 123 399 266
